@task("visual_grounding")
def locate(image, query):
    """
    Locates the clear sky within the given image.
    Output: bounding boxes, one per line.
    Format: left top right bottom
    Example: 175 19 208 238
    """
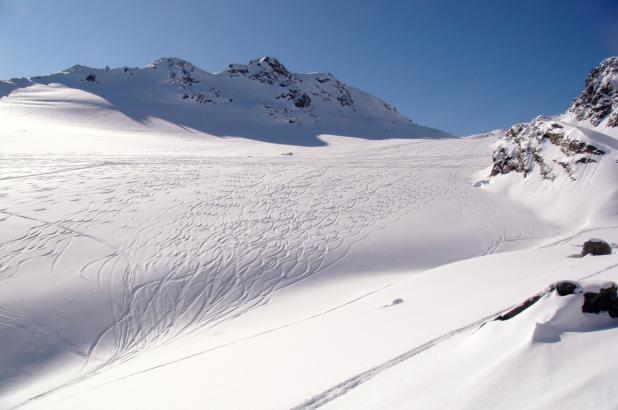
1 0 616 135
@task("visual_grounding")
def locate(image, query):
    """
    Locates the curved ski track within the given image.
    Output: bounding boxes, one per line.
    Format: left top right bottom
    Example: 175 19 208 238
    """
0 138 557 406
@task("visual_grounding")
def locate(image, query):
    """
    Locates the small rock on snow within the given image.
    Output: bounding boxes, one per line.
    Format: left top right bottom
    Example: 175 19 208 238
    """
581 239 612 256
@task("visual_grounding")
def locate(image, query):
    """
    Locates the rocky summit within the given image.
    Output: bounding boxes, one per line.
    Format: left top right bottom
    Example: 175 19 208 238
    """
569 56 618 127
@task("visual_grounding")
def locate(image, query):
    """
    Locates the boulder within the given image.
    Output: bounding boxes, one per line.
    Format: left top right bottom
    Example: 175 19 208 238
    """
582 283 618 318
554 281 579 296
581 239 612 256
294 94 311 109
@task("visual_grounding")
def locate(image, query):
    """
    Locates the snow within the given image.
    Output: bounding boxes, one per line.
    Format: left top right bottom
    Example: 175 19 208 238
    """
321 270 618 410
0 56 617 409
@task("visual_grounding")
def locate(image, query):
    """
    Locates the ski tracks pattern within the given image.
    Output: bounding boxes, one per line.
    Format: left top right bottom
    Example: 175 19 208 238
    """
0 137 552 401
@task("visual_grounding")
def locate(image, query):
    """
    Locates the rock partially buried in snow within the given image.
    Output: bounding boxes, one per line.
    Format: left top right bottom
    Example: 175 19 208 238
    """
581 239 612 256
383 298 404 308
390 298 404 306
497 279 584 320
554 280 579 296
496 280 618 321
495 293 543 321
582 282 618 318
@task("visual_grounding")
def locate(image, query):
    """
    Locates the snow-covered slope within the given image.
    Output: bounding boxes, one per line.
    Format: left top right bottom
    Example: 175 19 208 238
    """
0 57 616 410
486 57 618 228
0 56 450 146
320 258 618 410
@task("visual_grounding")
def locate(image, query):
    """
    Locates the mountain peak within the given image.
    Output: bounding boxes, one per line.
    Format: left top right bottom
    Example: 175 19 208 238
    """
63 64 95 74
149 57 196 71
224 56 293 85
568 56 618 127
249 56 290 76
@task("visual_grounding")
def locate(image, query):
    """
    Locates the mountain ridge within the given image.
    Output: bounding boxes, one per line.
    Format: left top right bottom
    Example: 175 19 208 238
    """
0 56 452 145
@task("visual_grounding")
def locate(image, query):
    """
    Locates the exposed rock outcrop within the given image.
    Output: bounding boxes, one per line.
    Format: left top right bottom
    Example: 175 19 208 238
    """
495 293 543 321
555 280 579 296
582 282 618 318
151 57 220 104
224 56 357 112
490 117 605 180
568 56 618 127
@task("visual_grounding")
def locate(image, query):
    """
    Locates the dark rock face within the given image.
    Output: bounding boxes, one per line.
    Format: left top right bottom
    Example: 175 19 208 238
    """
156 58 199 87
225 57 357 111
490 117 606 180
582 283 618 318
293 94 311 108
85 74 96 82
277 88 311 109
582 239 612 256
555 281 579 296
245 56 294 86
495 293 543 321
568 57 618 127
226 63 249 76
333 81 354 108
152 58 223 105
258 56 289 77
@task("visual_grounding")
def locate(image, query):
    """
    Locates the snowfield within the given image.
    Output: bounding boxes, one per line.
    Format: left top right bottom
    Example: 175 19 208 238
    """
1 57 617 409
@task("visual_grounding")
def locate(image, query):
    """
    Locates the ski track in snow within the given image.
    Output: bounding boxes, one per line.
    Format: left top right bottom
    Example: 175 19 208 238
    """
290 258 618 410
0 137 557 406
290 311 503 410
11 281 398 409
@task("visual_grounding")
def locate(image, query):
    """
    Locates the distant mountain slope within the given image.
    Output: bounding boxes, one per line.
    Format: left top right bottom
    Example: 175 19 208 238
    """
0 56 451 145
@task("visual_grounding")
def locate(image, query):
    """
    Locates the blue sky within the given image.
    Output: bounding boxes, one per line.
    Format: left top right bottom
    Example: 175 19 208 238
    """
0 0 616 135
